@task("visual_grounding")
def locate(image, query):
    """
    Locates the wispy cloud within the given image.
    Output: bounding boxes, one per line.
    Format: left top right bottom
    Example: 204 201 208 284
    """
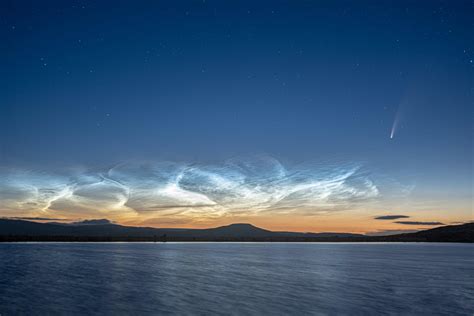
0 155 411 223
374 215 410 220
2 217 68 221
394 221 444 226
450 221 474 225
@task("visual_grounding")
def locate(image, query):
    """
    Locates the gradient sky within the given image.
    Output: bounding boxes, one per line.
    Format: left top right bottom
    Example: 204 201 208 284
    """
1 0 472 234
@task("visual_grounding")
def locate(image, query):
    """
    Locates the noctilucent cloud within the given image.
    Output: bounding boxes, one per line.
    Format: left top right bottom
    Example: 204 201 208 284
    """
1 1 472 233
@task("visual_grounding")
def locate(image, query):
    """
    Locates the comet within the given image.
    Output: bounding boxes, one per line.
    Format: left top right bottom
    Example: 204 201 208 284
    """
390 106 401 139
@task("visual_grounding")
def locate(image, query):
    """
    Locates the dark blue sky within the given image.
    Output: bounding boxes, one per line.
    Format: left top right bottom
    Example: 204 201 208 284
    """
1 1 472 192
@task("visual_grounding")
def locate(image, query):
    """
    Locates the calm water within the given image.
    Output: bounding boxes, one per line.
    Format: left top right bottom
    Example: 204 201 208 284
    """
0 243 472 315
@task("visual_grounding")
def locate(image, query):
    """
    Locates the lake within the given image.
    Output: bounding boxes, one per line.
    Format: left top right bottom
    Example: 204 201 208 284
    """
0 243 472 315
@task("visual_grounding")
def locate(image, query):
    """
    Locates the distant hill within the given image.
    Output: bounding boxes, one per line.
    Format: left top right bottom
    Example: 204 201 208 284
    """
380 222 474 242
0 219 471 242
0 219 360 240
185 223 274 238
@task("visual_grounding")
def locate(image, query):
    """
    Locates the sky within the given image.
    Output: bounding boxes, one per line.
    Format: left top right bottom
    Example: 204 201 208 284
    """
1 0 472 234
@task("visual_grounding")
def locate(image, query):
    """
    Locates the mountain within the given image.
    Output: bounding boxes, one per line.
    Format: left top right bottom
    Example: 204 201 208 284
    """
0 219 471 242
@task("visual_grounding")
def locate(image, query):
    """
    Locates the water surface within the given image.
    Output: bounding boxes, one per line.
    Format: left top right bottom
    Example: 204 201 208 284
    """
0 243 472 315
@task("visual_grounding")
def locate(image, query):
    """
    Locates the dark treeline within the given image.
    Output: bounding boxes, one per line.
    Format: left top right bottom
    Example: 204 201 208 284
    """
0 235 471 243
1 221 472 242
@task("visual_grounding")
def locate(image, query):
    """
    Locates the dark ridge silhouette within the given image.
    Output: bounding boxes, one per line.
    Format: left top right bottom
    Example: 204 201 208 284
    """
384 222 473 242
0 219 472 242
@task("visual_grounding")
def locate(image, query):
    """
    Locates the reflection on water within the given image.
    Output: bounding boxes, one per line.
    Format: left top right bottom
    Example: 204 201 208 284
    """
0 243 473 315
